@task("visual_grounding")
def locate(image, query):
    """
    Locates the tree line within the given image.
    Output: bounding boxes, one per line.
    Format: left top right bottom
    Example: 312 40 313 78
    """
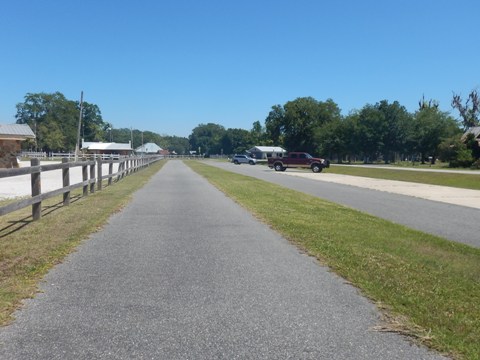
14 92 190 155
14 90 480 167
191 92 480 167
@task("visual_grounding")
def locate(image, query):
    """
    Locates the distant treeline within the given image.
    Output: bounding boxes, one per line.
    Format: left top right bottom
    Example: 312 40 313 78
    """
14 92 189 155
14 91 480 167
189 93 479 167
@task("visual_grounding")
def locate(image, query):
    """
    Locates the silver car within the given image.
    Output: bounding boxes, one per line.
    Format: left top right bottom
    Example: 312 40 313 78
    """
231 154 256 165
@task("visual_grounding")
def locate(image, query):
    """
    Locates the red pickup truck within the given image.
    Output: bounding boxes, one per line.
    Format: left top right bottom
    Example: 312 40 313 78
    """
267 152 328 173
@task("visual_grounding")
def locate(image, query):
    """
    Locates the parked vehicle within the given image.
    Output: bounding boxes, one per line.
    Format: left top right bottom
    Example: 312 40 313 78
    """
231 154 256 165
267 152 327 173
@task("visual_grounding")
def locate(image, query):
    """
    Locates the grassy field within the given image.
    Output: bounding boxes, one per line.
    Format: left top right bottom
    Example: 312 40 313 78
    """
187 161 480 360
0 160 165 326
325 165 480 190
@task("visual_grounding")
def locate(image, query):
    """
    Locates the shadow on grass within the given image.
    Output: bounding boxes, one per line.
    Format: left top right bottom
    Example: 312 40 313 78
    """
0 195 83 238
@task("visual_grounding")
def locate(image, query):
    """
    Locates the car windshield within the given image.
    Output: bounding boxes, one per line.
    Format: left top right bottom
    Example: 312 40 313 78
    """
305 153 313 159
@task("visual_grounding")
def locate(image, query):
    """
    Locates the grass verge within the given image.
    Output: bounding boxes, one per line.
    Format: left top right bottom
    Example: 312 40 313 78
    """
0 160 165 325
326 165 480 190
187 160 480 360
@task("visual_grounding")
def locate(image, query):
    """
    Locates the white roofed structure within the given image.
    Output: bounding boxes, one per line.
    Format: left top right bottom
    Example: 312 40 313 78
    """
81 140 133 155
0 124 35 140
0 123 36 168
248 146 286 159
135 142 163 154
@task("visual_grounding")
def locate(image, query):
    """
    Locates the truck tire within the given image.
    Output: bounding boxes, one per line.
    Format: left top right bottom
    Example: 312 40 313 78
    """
311 163 323 173
274 163 284 171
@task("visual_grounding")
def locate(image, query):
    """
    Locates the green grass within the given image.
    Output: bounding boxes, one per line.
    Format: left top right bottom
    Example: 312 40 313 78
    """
187 160 480 360
0 160 165 325
325 165 480 190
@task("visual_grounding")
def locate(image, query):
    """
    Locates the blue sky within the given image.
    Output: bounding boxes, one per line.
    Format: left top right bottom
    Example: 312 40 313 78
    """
1 0 479 138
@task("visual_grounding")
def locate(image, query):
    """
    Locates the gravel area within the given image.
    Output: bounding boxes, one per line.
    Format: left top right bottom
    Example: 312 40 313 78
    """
0 161 119 199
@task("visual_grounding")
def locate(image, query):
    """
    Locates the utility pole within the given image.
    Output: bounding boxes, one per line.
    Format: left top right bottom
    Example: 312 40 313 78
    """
75 91 83 162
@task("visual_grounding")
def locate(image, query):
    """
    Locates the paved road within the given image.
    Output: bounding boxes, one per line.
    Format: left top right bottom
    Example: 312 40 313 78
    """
207 161 480 248
0 161 445 359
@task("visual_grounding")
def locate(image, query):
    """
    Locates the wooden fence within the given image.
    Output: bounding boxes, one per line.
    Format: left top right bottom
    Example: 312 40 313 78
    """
0 155 163 221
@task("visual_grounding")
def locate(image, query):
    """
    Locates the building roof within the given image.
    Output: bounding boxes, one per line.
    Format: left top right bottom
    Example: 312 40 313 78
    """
135 142 163 153
249 146 286 153
0 124 35 139
82 141 132 151
464 126 480 138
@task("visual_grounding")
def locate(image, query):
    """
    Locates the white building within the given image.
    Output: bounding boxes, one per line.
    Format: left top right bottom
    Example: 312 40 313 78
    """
81 140 133 156
135 142 163 154
248 146 286 159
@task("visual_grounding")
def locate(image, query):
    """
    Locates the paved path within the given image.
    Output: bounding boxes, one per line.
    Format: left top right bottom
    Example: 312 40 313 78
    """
0 161 445 359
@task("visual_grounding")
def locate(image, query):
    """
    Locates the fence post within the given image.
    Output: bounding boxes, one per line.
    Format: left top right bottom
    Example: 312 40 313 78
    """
89 161 95 194
117 160 123 181
31 158 41 220
97 158 103 191
108 161 113 186
82 162 88 197
62 158 70 206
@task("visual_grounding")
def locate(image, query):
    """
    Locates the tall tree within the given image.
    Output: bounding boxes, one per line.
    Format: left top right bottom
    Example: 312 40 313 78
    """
161 136 190 155
282 97 340 153
264 97 341 153
221 128 253 155
15 92 106 152
354 105 385 162
81 102 105 142
316 114 357 162
265 105 285 146
412 106 459 163
354 100 413 163
250 120 265 145
376 100 413 163
189 123 226 155
452 90 480 130
15 92 77 152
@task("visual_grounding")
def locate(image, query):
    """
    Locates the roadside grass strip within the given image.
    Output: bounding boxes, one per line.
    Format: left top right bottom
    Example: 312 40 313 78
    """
326 166 480 190
0 160 166 326
187 161 480 360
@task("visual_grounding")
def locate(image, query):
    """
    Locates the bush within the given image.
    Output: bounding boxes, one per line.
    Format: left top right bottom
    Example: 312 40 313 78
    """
438 135 474 168
471 159 480 169
448 148 474 167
